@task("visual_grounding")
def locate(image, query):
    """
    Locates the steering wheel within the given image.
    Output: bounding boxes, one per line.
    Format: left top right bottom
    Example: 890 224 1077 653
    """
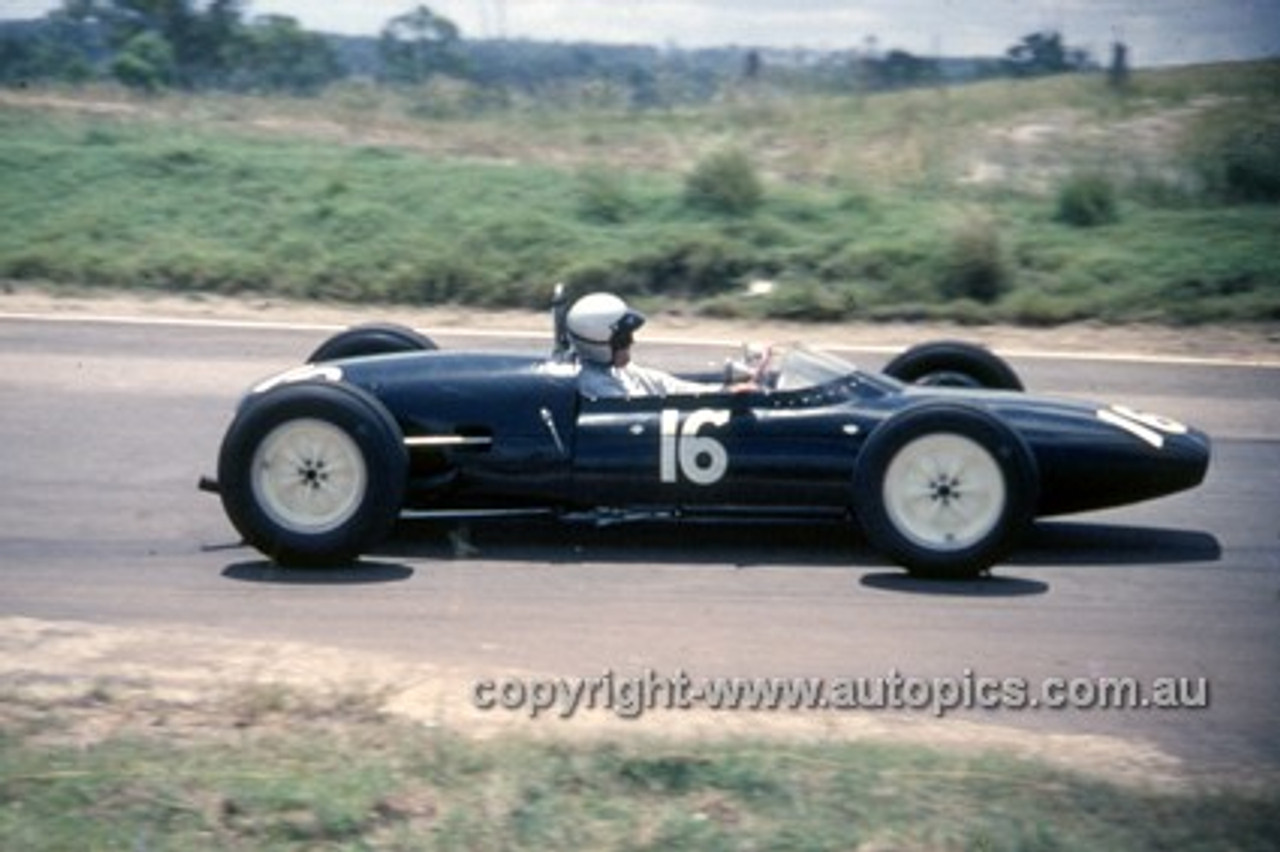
724 343 774 392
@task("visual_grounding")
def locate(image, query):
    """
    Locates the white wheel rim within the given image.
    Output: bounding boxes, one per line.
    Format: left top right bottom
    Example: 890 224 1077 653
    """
251 418 368 535
882 432 1006 551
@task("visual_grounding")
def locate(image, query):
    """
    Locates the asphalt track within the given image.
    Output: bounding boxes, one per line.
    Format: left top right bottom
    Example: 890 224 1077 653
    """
1 313 1277 783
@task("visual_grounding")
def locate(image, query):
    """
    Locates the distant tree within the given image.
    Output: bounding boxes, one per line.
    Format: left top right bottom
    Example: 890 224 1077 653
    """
1108 41 1130 90
228 15 343 94
628 65 661 109
852 34 879 94
378 5 466 84
873 49 938 89
3 0 349 92
1004 30 1090 77
110 29 173 90
59 0 247 87
0 5 105 84
0 38 35 84
0 27 94 84
187 0 241 83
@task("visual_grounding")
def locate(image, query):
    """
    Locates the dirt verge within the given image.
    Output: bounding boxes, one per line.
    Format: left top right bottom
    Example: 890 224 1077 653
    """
1 615 1211 793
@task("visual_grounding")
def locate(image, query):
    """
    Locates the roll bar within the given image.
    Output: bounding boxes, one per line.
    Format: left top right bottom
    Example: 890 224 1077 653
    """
550 283 572 361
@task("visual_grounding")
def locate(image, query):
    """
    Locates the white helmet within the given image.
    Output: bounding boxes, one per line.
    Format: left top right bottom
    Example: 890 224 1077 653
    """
566 292 646 364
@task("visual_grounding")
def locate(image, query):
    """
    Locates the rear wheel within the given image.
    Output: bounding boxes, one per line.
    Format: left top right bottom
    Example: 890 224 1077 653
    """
853 403 1038 578
308 323 437 363
218 381 408 566
882 341 1023 391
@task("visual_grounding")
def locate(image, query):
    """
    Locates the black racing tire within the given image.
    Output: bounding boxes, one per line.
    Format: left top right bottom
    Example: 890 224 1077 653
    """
308 323 437 363
217 381 408 567
882 341 1024 391
853 403 1038 578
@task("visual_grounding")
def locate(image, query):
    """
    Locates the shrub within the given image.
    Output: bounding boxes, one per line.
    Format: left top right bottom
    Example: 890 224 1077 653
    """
383 255 496 305
1188 114 1280 202
646 237 758 297
684 149 764 216
576 167 633 223
110 32 174 92
764 280 855 321
937 216 1012 304
1000 287 1095 326
1055 172 1119 227
566 236 756 299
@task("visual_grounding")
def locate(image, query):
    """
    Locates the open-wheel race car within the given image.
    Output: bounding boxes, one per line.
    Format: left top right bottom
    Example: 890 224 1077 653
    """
203 292 1210 578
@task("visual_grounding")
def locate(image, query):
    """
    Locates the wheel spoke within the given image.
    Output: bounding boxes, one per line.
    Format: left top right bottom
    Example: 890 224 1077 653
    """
919 452 947 483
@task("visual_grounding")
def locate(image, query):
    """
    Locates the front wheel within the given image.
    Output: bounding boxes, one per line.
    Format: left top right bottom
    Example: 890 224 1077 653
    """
853 403 1038 578
217 381 408 566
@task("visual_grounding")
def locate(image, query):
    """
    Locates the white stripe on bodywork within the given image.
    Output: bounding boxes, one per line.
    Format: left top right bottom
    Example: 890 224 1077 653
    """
1098 407 1165 448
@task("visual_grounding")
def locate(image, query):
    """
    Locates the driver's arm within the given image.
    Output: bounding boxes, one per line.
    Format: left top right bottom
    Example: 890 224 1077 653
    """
641 367 756 396
635 367 718 396
578 364 628 400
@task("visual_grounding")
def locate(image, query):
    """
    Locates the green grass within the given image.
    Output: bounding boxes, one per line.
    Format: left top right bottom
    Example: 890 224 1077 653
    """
1 60 1278 324
2 685 1277 851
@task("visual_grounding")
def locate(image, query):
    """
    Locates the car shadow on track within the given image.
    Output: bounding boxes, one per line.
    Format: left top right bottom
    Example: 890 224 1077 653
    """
216 519 1218 591
381 517 1220 571
858 572 1050 597
221 560 415 584
381 517 863 569
860 521 1220 596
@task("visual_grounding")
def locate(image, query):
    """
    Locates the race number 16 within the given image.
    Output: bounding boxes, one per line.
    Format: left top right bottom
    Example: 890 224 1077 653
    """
660 409 730 485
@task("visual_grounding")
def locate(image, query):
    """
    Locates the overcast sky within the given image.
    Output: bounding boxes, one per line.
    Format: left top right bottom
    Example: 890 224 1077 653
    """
3 0 1278 66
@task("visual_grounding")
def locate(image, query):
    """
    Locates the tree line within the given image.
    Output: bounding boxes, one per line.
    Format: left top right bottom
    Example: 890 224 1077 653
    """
0 1 1097 102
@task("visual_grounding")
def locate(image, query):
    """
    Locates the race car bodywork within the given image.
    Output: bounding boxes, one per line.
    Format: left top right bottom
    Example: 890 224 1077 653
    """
207 319 1210 578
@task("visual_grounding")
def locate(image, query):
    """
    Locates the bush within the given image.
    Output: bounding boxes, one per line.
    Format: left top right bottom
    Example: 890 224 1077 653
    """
764 280 855 321
576 167 634 223
937 216 1012 304
1055 172 1119 227
566 236 757 299
110 32 174 92
1187 113 1280 203
384 256 494 305
684 149 764 216
999 287 1095 326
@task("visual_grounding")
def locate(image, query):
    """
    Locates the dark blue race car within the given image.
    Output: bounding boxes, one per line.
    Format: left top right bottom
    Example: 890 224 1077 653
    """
205 302 1209 578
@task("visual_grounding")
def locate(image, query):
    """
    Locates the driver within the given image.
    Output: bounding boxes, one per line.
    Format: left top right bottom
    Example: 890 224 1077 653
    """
566 292 722 399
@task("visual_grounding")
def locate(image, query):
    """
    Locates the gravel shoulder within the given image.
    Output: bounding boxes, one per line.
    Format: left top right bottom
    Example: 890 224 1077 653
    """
0 615 1210 792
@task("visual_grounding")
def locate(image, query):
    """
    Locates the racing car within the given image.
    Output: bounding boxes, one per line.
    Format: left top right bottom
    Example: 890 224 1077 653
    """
203 294 1210 578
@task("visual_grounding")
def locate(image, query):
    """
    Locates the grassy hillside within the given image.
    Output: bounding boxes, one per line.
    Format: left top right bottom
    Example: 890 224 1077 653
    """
1 61 1278 324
